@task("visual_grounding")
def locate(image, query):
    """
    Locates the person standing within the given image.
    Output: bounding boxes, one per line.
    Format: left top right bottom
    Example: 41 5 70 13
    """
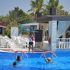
29 33 33 52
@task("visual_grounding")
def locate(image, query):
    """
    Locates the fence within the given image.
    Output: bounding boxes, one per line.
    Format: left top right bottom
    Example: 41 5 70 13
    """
0 35 70 50
56 38 70 49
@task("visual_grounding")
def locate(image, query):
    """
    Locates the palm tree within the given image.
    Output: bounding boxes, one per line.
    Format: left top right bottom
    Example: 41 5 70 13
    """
29 0 68 21
45 0 68 15
28 0 44 21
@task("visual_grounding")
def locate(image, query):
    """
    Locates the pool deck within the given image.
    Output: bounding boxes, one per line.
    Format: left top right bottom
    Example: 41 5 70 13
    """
0 48 29 52
0 47 50 53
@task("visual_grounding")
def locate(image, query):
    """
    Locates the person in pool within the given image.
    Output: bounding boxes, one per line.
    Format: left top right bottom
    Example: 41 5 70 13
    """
44 57 54 64
44 57 52 63
12 56 21 67
16 55 21 62
12 61 17 67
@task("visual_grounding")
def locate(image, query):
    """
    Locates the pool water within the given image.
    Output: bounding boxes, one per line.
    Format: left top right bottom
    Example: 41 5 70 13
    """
0 50 70 70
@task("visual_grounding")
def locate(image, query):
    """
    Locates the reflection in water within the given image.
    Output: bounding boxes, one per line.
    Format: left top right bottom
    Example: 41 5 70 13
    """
23 53 28 58
15 52 28 58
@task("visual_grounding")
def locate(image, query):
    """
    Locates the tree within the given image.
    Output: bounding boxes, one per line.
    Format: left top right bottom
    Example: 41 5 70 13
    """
45 0 69 15
1 7 32 36
9 7 24 22
28 0 44 21
29 0 69 20
8 7 32 23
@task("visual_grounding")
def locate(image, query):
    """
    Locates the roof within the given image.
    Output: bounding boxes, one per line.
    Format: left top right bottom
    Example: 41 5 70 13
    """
20 22 48 26
0 22 6 27
37 15 70 23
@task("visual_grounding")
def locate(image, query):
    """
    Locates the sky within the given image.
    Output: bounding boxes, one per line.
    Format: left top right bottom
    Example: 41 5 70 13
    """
0 0 70 16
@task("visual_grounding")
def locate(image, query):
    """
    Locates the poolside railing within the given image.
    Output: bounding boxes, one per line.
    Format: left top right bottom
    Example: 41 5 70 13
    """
0 35 70 51
57 38 70 49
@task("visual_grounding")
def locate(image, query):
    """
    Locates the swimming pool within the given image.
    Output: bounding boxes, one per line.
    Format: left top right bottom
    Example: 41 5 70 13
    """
0 50 70 70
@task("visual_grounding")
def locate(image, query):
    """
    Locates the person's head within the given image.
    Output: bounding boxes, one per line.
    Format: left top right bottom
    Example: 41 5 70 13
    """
16 56 21 61
47 57 51 62
13 61 16 67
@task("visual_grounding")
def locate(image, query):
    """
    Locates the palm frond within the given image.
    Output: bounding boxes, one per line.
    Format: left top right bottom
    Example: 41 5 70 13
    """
31 0 36 8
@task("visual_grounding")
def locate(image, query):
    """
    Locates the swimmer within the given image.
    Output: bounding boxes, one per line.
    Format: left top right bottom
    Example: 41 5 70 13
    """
12 56 21 67
12 61 17 67
44 57 51 62
44 57 54 64
16 56 21 62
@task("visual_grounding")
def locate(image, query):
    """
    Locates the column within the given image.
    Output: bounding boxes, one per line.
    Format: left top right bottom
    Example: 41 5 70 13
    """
48 20 57 51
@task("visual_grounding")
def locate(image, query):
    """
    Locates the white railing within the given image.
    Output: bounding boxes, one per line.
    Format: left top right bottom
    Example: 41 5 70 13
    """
0 35 70 50
57 38 70 49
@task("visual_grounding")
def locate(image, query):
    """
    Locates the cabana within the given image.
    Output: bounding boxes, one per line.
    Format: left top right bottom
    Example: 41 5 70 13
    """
37 8 70 51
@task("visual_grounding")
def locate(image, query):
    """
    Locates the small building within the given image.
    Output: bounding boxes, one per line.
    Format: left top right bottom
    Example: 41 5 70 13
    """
0 22 6 35
19 22 48 40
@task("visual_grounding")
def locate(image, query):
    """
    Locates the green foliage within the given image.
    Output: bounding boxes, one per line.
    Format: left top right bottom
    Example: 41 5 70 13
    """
28 0 44 21
9 7 32 23
44 0 69 15
29 0 69 16
0 7 32 36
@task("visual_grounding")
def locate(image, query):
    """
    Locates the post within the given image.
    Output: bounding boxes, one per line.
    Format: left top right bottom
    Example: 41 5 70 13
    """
48 20 57 51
